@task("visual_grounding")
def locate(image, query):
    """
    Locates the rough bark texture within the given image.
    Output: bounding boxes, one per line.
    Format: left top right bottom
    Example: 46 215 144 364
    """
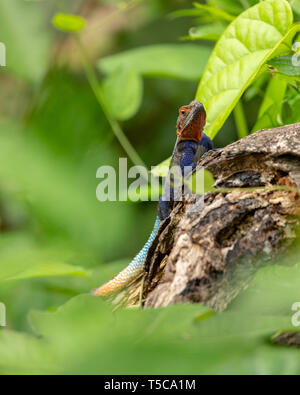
142 123 300 311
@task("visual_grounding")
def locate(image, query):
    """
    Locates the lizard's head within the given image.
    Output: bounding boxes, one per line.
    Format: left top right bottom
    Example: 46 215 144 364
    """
176 100 206 143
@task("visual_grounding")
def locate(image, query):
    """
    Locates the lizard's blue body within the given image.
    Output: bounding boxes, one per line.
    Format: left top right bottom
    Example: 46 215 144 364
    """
158 135 213 220
93 101 212 297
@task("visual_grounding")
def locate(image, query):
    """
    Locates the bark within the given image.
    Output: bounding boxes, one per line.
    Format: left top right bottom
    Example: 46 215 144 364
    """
141 123 300 311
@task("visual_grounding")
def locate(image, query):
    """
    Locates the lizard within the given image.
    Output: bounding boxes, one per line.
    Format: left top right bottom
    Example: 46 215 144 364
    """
92 100 212 297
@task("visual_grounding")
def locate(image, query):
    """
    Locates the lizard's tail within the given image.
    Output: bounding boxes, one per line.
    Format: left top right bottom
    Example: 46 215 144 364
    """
92 217 161 297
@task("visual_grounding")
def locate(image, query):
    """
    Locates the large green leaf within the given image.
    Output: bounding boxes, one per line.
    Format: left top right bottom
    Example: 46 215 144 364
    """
99 44 212 81
0 288 297 374
2 257 300 374
0 0 51 83
196 0 296 139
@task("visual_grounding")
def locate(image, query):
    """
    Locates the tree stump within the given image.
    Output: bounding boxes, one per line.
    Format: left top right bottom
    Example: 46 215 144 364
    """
141 123 300 310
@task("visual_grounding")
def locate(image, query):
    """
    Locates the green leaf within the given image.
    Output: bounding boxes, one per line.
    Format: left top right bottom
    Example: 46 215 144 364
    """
193 2 235 22
196 0 296 139
27 296 284 374
252 74 287 132
26 298 217 374
170 9 218 24
0 0 51 83
52 13 86 33
170 3 234 23
207 0 245 16
2 262 90 282
3 257 300 375
102 66 143 121
99 44 212 81
0 289 295 374
268 55 300 76
187 23 226 41
0 235 91 283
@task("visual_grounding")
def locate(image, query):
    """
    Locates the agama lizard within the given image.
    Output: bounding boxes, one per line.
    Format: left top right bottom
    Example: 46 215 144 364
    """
92 100 212 297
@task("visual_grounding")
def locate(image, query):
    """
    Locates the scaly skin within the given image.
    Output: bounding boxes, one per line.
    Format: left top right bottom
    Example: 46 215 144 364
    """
92 100 212 297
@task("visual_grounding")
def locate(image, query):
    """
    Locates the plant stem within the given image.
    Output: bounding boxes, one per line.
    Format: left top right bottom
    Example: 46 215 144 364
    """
75 34 147 169
233 100 248 139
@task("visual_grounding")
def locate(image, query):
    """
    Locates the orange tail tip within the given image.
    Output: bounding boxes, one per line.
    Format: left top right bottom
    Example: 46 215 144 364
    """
92 281 119 297
92 267 143 297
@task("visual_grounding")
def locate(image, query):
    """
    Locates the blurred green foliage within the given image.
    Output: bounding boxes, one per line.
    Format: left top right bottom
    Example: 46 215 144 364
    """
0 0 299 374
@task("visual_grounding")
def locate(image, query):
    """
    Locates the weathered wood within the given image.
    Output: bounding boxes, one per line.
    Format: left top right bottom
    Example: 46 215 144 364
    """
142 123 300 310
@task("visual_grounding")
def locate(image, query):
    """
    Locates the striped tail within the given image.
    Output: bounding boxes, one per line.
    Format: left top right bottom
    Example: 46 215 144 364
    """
92 217 161 297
